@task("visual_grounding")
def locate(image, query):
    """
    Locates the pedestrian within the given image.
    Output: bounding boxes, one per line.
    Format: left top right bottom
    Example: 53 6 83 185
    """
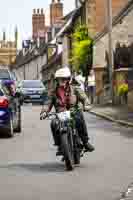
88 70 96 104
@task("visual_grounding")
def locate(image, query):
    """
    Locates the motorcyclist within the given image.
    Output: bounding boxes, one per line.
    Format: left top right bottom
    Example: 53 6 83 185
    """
40 67 95 155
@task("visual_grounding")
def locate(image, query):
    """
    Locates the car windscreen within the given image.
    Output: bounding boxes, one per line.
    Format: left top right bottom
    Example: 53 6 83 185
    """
22 81 44 88
0 69 10 80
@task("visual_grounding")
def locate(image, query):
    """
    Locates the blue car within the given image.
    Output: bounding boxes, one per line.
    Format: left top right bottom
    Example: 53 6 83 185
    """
0 80 21 137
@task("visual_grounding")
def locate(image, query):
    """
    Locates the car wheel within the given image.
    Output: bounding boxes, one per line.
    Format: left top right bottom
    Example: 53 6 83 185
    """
40 101 44 105
7 116 14 137
14 106 21 133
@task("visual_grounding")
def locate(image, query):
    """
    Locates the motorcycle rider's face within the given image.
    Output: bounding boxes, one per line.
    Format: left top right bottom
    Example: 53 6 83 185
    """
58 78 69 87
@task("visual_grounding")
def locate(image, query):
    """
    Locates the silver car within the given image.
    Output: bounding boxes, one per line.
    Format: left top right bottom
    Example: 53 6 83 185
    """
18 80 47 104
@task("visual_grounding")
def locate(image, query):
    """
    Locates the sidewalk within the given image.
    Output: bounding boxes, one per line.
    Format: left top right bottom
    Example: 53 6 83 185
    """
89 104 133 127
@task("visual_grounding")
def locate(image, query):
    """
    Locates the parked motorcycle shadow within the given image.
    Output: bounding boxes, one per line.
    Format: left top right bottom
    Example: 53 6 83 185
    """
0 162 66 173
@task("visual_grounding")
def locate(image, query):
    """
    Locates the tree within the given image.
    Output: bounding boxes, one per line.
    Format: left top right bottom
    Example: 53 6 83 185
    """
70 25 94 77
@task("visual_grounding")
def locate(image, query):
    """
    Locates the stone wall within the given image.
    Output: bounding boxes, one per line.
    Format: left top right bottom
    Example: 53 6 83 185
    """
62 36 70 67
128 90 133 110
13 53 47 80
94 3 133 104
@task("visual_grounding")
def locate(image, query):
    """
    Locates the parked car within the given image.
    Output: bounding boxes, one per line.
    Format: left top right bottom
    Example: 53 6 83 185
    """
0 80 22 137
18 80 48 104
0 68 18 82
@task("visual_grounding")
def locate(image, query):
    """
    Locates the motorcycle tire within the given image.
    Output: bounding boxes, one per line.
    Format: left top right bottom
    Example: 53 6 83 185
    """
61 133 73 171
73 135 81 165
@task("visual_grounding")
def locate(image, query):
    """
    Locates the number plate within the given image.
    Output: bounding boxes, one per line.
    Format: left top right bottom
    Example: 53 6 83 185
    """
31 95 40 98
57 111 71 121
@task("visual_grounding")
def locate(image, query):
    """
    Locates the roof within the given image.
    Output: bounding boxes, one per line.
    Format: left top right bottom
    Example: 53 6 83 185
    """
14 43 47 68
14 7 82 69
49 7 81 45
95 0 133 42
41 52 62 72
59 7 82 36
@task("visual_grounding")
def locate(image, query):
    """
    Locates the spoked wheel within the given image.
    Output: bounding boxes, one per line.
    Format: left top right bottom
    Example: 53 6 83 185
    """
61 133 74 171
73 136 81 165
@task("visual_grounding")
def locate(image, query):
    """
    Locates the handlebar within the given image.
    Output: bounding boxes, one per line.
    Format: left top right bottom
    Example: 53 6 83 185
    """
40 106 92 121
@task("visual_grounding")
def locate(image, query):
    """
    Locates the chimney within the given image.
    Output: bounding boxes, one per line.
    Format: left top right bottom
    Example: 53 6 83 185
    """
41 8 43 14
37 8 40 14
50 0 63 26
33 9 36 14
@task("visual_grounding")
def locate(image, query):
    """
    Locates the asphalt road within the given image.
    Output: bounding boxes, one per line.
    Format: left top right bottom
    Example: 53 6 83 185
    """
0 105 133 200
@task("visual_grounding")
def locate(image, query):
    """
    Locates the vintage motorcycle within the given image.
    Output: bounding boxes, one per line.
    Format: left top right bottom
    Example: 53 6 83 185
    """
40 108 83 171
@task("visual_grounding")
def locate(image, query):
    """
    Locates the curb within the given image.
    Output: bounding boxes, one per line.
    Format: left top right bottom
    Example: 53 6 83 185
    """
89 110 133 128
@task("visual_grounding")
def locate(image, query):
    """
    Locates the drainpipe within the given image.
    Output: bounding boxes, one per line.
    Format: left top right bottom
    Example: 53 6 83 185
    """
24 65 26 80
106 0 114 104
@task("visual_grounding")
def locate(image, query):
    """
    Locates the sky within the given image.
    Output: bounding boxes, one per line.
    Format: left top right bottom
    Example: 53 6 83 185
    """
0 0 75 48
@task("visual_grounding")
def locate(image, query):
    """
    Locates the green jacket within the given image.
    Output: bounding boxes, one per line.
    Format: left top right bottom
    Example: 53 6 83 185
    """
47 85 90 113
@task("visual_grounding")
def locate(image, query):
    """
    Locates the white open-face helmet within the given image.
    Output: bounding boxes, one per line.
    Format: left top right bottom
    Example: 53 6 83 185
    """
55 67 71 79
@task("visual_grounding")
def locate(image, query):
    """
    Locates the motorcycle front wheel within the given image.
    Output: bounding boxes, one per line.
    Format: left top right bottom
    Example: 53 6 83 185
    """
61 133 73 171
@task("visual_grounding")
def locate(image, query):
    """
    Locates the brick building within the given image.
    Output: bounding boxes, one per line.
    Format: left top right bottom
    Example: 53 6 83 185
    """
32 0 63 42
50 0 63 26
32 8 46 41
93 0 133 106
85 0 129 34
96 0 129 32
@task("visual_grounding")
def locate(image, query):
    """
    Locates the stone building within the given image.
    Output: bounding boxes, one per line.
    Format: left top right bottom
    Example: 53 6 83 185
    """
84 0 129 34
14 0 64 81
13 44 47 80
93 0 133 108
95 0 129 32
0 28 18 67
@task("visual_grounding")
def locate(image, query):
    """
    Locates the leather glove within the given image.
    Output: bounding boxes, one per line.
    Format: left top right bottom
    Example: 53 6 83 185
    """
83 105 92 112
40 109 47 120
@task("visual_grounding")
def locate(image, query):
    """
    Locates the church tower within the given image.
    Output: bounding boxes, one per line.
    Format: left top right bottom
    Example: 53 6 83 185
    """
15 26 18 48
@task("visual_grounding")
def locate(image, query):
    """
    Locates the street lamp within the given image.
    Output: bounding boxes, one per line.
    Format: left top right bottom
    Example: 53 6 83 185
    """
106 0 114 103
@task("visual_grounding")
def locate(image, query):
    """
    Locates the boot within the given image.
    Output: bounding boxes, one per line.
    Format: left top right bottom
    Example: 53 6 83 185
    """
84 142 95 152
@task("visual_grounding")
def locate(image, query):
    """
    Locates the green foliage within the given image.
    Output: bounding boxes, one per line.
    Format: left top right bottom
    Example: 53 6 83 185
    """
70 25 93 76
117 83 128 96
73 25 89 41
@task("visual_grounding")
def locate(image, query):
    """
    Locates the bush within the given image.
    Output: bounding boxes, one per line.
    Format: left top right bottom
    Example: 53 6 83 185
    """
70 25 93 76
117 83 128 96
